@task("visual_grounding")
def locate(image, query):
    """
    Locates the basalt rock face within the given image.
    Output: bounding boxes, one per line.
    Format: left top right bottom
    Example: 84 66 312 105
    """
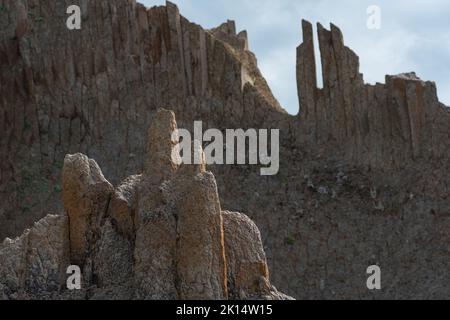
0 109 291 300
0 214 69 299
1 1 450 300
0 0 285 239
296 20 450 166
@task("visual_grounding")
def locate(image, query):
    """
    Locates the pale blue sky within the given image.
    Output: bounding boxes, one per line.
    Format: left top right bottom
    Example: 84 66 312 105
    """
141 0 450 114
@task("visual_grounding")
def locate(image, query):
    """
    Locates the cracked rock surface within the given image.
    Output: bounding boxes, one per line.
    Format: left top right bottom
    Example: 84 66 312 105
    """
0 0 449 299
0 109 292 300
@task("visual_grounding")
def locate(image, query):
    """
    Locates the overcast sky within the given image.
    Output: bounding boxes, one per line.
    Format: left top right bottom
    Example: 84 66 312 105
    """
141 0 450 115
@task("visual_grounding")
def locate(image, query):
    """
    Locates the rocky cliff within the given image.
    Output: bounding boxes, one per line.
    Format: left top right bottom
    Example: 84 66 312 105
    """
0 109 291 300
0 0 285 238
0 0 449 299
296 20 449 166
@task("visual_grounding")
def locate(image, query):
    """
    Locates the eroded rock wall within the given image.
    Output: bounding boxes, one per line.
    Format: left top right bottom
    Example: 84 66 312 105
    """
0 0 286 238
1 0 449 300
296 20 450 167
0 109 290 300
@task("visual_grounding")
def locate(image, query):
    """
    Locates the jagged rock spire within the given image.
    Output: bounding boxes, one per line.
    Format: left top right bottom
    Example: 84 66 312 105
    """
296 21 448 166
297 20 318 133
176 171 228 299
144 108 180 181
1 107 291 300
210 20 249 51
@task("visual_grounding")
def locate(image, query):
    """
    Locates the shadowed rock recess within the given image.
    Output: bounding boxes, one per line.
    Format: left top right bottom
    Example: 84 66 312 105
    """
0 109 292 300
0 0 449 299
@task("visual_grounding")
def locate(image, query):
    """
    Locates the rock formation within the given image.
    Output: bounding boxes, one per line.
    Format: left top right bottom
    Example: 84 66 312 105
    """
0 109 291 300
1 0 449 299
0 0 286 238
0 215 69 299
296 20 449 167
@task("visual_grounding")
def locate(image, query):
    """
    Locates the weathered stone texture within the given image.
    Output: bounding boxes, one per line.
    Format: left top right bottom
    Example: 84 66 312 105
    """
0 214 69 299
296 23 450 167
1 109 291 300
222 211 270 299
0 0 282 239
176 171 227 300
1 0 449 300
62 153 114 266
